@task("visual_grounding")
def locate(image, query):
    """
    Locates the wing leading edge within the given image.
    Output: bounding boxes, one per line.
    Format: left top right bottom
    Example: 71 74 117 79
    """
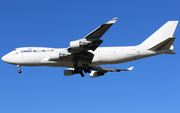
83 17 118 39
68 17 118 52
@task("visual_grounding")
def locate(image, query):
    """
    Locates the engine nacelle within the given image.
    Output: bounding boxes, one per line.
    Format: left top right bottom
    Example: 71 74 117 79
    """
64 68 78 76
89 71 104 78
49 53 67 60
70 40 90 49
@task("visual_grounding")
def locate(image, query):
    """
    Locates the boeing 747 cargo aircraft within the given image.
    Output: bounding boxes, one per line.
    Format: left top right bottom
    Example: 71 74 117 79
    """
2 18 178 77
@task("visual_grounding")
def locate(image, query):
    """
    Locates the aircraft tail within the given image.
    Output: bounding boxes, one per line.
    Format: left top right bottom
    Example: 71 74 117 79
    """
139 21 178 52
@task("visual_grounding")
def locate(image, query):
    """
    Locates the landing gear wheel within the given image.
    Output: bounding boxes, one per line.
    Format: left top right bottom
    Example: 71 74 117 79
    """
80 72 84 77
84 69 88 73
84 69 91 73
18 70 22 73
81 73 84 77
83 65 91 73
87 69 91 73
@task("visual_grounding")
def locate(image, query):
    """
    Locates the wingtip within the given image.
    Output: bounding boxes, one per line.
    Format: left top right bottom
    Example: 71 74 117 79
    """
106 17 118 24
127 67 134 71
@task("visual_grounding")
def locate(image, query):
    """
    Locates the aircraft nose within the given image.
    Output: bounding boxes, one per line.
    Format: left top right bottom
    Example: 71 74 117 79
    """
2 54 11 63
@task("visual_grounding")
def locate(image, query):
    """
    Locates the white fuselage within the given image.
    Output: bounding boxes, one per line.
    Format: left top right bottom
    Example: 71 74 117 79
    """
2 46 164 67
1 19 178 77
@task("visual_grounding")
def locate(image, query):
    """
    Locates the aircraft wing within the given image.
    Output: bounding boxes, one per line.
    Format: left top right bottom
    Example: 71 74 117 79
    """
52 18 118 64
68 17 118 51
91 66 134 73
83 17 118 39
88 66 134 78
48 18 118 64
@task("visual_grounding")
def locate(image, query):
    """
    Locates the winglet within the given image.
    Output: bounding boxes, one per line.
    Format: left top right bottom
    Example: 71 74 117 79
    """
127 67 134 71
106 17 118 24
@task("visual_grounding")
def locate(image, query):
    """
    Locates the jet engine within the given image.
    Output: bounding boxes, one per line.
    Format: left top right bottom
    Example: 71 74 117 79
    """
70 41 90 49
49 53 67 60
64 68 78 76
89 71 104 78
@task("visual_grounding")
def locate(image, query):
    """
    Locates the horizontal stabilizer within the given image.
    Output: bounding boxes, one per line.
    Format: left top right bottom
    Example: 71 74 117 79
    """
149 37 176 50
166 51 176 54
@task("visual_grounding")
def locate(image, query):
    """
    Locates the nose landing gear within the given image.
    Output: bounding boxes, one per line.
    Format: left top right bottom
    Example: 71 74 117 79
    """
17 65 22 73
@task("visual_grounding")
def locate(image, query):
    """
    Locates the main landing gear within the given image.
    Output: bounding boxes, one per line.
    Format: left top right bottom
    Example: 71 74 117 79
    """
73 63 84 77
17 65 22 73
79 71 85 77
73 63 91 77
83 64 91 73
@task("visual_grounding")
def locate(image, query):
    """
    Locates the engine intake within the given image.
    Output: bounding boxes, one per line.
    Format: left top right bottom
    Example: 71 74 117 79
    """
70 41 90 49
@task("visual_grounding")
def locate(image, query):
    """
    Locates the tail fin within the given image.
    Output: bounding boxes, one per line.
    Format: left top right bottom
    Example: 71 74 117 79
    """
139 21 178 50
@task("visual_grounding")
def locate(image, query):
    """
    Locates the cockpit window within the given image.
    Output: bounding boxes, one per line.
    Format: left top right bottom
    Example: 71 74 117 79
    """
13 49 17 51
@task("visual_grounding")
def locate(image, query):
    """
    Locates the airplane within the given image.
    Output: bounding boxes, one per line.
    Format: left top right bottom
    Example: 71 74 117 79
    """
1 17 178 78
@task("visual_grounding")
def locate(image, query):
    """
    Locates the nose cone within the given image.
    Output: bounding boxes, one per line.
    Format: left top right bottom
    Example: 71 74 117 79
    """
2 54 11 63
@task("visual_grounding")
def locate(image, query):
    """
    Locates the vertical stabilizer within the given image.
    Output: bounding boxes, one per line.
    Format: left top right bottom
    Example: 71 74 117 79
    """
139 21 178 49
